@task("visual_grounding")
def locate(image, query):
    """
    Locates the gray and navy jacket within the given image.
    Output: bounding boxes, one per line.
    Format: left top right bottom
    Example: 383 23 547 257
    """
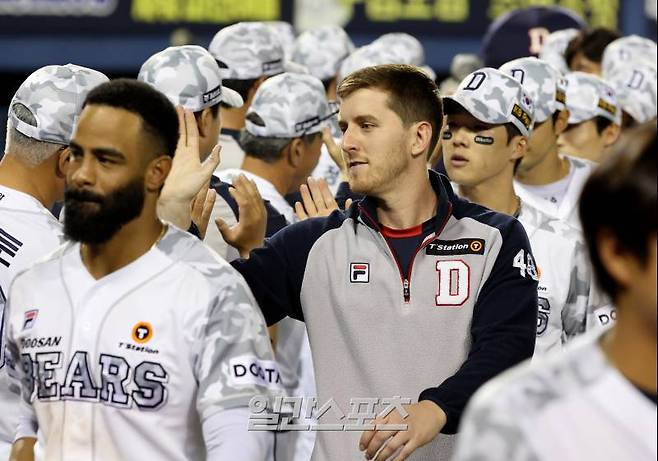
233 171 538 461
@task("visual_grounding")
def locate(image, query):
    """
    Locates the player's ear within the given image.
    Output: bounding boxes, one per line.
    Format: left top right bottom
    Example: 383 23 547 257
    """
287 138 304 168
597 229 635 290
145 155 172 192
554 109 570 135
511 135 528 161
55 146 71 179
410 121 432 159
196 107 215 138
602 122 621 147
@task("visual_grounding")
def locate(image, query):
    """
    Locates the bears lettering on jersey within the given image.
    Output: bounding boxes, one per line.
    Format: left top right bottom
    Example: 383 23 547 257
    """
20 350 168 410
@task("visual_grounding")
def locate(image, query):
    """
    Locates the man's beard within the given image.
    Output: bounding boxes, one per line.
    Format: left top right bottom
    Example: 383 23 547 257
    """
64 176 146 244
348 148 409 196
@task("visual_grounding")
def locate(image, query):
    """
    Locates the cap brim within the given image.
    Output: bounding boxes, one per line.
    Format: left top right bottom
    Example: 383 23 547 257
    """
222 87 244 108
284 61 309 74
442 96 495 125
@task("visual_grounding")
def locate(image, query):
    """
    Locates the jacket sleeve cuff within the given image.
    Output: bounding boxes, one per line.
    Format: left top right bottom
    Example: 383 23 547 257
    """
418 388 459 434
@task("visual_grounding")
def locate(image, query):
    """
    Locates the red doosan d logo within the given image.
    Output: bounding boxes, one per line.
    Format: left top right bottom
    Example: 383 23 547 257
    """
350 263 369 283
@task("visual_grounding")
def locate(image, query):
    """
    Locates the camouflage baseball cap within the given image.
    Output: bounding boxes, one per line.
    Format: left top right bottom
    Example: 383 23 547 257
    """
338 45 401 81
245 72 335 138
370 33 436 79
371 33 425 66
538 28 580 75
500 57 566 123
209 22 286 80
564 72 621 125
291 25 355 81
443 67 535 137
138 45 243 112
606 64 657 124
262 21 296 60
601 35 657 79
9 64 108 145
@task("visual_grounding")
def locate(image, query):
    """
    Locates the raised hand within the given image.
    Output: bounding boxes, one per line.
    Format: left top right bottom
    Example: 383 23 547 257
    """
190 182 216 240
215 175 267 258
158 107 221 229
294 177 341 221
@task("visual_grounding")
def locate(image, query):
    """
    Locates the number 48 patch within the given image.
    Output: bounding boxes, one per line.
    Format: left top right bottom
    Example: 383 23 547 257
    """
513 249 539 281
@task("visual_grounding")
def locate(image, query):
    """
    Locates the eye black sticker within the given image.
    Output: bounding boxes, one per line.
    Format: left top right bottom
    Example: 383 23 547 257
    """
474 135 494 145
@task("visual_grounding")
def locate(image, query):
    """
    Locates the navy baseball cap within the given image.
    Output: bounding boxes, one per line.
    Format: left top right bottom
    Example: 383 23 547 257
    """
481 6 586 68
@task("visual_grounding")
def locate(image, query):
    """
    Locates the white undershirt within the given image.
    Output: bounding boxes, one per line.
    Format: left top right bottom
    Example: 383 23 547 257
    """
518 165 575 208
218 169 297 224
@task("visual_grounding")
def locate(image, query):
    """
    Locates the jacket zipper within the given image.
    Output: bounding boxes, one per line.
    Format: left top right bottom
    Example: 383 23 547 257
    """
358 203 453 304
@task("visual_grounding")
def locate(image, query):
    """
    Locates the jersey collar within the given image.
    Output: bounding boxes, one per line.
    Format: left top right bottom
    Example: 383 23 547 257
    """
353 170 454 234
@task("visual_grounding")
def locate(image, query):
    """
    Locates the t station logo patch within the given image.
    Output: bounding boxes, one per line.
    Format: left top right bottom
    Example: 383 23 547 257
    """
426 238 486 256
132 322 153 344
350 262 370 283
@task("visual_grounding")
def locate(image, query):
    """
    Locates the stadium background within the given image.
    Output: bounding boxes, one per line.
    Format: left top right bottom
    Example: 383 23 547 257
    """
0 0 655 153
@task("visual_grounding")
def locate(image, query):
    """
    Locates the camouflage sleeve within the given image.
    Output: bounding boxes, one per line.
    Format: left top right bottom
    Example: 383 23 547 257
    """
194 270 283 422
4 285 39 439
561 242 590 343
580 233 616 330
453 397 540 461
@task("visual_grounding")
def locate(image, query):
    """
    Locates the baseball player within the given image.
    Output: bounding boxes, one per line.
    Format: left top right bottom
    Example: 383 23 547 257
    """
600 36 657 128
601 35 657 76
537 28 581 75
232 64 538 461
499 58 596 231
218 72 336 461
291 25 355 194
564 27 621 75
4 79 280 461
208 22 289 171
454 120 657 461
442 67 605 355
219 73 331 224
137 44 284 262
558 71 621 163
0 64 108 460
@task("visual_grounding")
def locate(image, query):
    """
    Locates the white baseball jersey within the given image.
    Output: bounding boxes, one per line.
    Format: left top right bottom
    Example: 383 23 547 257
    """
454 329 657 461
4 226 281 461
515 155 596 231
218 168 318 461
0 185 63 459
517 201 609 355
218 169 297 224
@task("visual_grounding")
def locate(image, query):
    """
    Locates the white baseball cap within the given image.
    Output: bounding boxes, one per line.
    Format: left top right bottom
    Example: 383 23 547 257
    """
564 71 621 125
444 67 535 137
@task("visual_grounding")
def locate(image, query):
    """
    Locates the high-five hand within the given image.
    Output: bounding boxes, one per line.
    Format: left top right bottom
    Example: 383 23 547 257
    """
215 175 267 258
158 107 221 229
294 177 340 221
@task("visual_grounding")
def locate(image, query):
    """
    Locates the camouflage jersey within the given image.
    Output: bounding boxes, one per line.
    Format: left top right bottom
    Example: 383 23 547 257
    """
4 226 281 461
454 328 657 461
517 200 609 355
